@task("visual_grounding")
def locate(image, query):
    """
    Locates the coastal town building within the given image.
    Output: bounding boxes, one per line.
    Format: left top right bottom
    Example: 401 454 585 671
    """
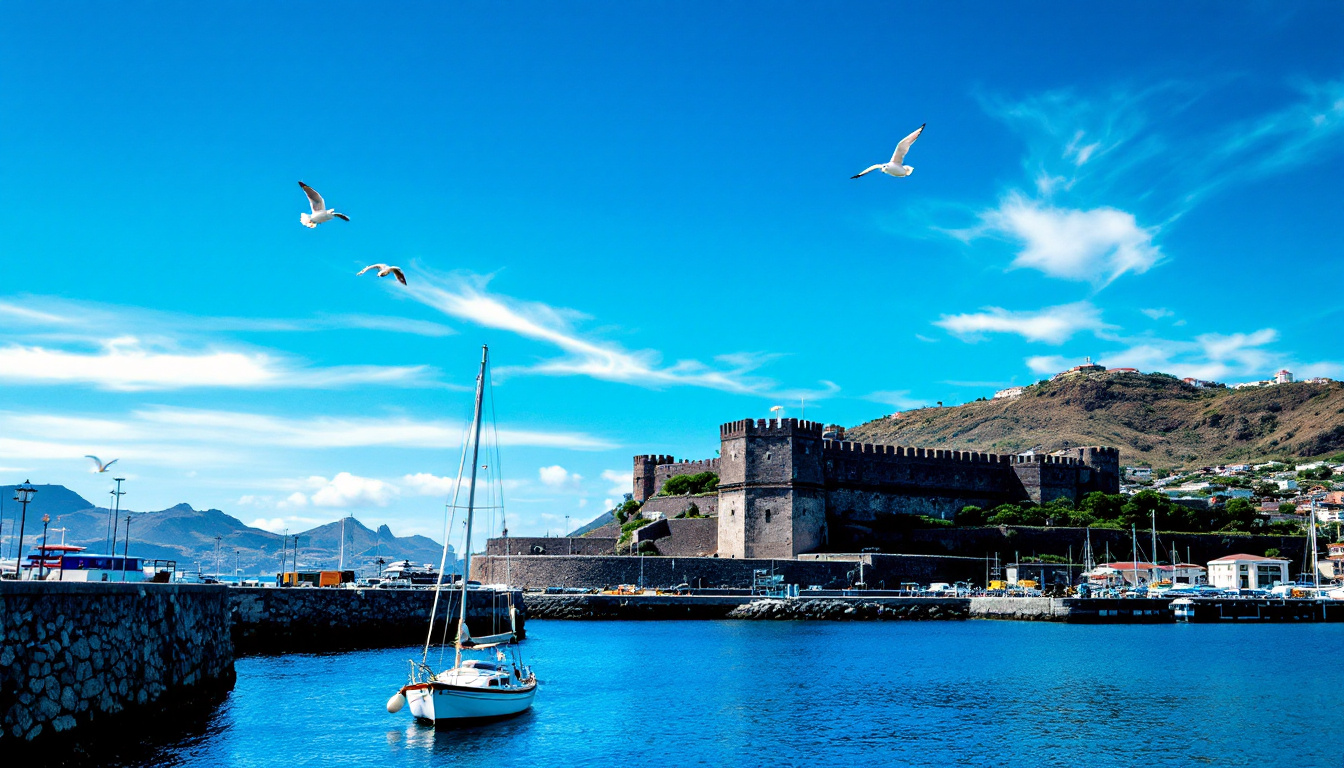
633 418 1120 559
1206 553 1289 590
993 386 1026 400
1095 561 1206 586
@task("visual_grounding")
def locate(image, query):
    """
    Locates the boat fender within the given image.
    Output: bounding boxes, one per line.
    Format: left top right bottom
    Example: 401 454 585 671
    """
386 693 406 713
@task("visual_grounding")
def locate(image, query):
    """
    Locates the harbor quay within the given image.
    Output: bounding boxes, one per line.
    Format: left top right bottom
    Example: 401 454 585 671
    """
0 582 234 751
0 581 521 752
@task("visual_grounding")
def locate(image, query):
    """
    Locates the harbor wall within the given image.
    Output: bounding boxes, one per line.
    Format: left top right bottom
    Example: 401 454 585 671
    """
0 582 234 748
229 586 524 654
470 553 984 590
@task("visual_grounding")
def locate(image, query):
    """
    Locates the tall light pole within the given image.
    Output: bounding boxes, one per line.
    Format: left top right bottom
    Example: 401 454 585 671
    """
235 549 241 582
122 514 132 581
109 478 126 555
39 514 50 580
214 535 223 580
12 481 37 579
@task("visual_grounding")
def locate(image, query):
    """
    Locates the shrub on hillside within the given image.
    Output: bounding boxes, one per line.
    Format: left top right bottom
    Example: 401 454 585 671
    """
659 472 719 496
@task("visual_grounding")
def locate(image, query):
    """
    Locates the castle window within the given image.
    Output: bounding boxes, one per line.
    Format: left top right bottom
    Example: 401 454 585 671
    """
764 509 772 523
766 451 772 461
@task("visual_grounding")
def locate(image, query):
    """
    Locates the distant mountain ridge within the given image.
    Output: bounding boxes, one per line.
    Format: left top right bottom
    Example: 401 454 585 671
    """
846 373 1344 469
0 484 449 576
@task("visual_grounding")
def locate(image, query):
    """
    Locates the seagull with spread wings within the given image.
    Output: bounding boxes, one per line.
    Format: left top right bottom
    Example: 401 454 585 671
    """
86 455 119 473
357 264 407 285
851 123 925 179
298 182 350 228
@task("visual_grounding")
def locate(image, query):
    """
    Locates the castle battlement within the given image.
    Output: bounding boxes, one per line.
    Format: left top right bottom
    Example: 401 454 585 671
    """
720 418 824 438
639 418 1120 558
659 458 720 472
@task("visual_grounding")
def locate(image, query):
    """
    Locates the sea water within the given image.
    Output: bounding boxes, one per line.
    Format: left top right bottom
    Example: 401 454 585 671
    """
136 620 1340 767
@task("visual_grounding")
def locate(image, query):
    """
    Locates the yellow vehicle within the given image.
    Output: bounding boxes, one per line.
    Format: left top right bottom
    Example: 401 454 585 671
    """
988 580 1008 591
1017 579 1039 589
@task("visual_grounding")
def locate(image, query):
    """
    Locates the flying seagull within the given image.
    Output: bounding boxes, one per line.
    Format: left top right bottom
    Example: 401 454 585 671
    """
357 264 407 285
85 455 119 473
298 182 350 228
851 123 925 179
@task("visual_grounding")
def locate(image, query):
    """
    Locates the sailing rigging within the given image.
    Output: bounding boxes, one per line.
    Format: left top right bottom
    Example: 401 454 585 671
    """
386 345 537 723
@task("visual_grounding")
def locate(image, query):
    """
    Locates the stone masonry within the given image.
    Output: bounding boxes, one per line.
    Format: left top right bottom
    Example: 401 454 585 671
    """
0 582 235 747
636 418 1120 559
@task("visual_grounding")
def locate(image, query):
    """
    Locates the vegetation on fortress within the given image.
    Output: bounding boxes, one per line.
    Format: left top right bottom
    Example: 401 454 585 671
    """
945 491 1300 535
658 472 719 496
846 373 1344 469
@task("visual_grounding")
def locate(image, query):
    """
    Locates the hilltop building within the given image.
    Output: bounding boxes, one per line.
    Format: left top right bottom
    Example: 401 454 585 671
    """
1051 357 1106 381
633 418 1120 559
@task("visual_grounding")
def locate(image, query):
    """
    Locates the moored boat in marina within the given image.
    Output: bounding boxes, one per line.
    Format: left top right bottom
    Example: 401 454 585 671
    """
386 345 536 725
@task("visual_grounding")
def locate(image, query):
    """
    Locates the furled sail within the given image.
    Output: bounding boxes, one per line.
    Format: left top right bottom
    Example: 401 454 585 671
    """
458 625 515 649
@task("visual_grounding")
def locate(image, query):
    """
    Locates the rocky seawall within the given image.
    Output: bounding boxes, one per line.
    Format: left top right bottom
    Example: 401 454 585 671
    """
0 582 235 749
727 598 969 620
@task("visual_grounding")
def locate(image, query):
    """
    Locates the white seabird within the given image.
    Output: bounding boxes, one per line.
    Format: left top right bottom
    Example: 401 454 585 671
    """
298 182 350 228
357 264 407 285
851 124 925 179
85 455 119 473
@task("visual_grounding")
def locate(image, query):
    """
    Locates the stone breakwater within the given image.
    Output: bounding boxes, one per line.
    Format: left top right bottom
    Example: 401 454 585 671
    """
230 586 525 653
727 598 968 621
0 582 234 748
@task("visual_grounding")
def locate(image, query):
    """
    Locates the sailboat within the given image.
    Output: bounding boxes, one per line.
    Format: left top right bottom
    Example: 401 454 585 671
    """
386 345 536 723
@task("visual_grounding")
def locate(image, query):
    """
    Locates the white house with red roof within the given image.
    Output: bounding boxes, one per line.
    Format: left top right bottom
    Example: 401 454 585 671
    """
1207 553 1289 590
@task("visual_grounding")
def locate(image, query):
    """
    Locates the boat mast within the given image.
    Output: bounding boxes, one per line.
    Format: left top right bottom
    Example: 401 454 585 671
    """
1151 509 1158 582
422 346 484 665
455 345 489 670
1308 493 1320 588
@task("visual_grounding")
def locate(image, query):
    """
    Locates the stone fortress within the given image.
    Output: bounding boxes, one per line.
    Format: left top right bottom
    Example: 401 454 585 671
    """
476 416 1120 590
634 418 1120 559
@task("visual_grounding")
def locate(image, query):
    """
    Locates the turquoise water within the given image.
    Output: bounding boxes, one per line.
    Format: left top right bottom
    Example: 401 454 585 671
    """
143 621 1338 767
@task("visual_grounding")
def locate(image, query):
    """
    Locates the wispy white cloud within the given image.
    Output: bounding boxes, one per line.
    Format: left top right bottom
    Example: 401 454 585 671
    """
864 390 930 410
941 79 1344 285
538 465 583 490
0 407 617 474
401 271 836 398
1141 308 1174 320
1026 355 1070 375
1023 327 1343 383
935 302 1112 344
307 472 399 508
0 336 430 391
601 469 633 496
401 472 458 496
957 195 1161 285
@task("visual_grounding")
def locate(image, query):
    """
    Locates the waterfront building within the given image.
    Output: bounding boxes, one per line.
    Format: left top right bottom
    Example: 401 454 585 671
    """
1206 553 1289 590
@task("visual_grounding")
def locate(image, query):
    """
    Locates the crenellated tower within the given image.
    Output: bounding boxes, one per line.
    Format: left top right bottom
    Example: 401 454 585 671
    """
717 418 826 558
632 454 673 503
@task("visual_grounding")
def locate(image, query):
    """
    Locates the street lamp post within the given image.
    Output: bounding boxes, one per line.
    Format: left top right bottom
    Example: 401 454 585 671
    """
39 514 50 580
122 514 132 581
214 535 223 580
108 478 125 555
11 481 37 579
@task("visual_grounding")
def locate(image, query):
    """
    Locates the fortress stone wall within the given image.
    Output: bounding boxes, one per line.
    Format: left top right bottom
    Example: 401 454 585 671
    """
634 418 1120 559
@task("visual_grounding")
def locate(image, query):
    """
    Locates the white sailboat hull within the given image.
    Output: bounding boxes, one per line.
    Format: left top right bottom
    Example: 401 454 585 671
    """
406 683 536 723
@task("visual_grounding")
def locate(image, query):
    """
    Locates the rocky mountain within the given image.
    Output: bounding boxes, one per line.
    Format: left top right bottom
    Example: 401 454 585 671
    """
0 485 450 577
846 373 1344 470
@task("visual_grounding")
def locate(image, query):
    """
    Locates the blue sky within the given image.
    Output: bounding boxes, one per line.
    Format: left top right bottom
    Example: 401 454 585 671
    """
1 3 1340 542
